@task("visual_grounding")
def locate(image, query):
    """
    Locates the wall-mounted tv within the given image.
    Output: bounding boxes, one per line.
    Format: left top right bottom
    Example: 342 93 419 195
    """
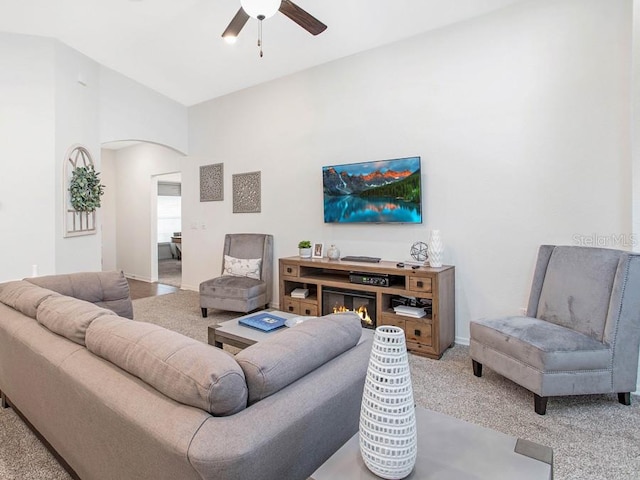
322 156 422 224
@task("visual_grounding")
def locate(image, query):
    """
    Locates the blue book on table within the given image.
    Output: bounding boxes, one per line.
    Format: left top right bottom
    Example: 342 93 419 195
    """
238 312 287 332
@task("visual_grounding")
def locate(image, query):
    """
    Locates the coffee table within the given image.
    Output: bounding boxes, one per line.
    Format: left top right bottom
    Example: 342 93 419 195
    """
311 407 553 480
207 310 300 350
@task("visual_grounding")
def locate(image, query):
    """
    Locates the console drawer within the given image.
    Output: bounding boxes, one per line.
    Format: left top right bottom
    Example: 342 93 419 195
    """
405 319 432 346
409 277 432 293
282 264 299 277
406 341 436 356
378 314 406 330
300 301 318 316
284 298 318 316
283 298 300 314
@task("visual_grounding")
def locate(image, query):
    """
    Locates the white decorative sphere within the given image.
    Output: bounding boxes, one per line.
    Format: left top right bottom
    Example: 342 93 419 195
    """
410 241 428 262
241 0 281 19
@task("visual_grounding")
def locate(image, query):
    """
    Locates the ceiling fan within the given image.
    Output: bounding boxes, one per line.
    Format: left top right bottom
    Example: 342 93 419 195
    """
222 0 327 56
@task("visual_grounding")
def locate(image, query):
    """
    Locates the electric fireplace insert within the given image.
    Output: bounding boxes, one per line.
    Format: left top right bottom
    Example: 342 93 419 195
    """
322 287 376 329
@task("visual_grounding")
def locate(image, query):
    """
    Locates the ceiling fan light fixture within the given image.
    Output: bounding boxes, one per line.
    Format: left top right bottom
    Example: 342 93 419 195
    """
223 34 237 44
240 0 280 20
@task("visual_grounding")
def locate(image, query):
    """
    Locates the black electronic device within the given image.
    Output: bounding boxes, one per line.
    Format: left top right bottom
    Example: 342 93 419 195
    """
349 272 390 287
341 256 381 263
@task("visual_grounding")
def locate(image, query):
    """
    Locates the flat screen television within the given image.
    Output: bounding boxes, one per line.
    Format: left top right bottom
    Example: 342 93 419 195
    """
322 156 422 224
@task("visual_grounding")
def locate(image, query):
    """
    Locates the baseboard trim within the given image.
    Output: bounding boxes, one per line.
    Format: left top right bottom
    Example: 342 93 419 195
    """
124 273 153 283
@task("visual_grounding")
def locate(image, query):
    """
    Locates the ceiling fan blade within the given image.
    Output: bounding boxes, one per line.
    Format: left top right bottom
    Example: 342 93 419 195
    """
222 8 250 39
279 0 327 36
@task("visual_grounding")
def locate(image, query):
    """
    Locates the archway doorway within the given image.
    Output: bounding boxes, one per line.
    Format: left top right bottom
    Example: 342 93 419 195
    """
100 141 185 289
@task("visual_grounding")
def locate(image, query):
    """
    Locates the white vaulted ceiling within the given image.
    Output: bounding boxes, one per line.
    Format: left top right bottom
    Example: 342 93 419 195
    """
0 0 531 106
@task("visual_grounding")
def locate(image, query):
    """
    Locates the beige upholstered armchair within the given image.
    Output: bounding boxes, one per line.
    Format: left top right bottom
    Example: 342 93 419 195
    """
470 245 640 415
200 233 274 317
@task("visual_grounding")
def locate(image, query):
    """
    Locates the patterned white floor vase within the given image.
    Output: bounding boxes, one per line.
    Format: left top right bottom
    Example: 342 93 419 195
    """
359 325 417 479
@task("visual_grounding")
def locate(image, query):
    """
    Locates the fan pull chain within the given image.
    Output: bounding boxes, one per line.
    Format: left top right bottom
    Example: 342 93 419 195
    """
258 18 264 57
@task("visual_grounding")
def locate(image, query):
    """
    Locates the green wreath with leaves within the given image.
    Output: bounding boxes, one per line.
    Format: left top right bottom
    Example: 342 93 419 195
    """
69 165 105 212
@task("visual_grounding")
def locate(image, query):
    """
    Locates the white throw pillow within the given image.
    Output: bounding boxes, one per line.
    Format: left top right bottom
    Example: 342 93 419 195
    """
223 255 262 280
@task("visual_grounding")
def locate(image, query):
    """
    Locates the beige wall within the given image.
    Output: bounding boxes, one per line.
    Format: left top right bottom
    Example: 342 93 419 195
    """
0 33 56 281
101 149 118 271
54 41 102 275
99 67 188 154
633 0 640 252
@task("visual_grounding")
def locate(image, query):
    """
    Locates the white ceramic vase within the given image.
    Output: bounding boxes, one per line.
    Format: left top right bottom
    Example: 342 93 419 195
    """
326 244 340 260
299 247 312 258
428 230 443 268
359 326 417 480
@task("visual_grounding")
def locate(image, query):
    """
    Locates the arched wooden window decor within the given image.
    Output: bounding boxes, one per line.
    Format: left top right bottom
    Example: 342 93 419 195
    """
64 145 98 237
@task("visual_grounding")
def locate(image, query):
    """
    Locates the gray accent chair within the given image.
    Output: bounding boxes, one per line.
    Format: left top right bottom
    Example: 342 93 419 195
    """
200 234 273 317
470 245 640 415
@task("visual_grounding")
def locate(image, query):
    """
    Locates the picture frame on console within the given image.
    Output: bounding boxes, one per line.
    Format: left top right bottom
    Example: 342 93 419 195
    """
312 242 324 258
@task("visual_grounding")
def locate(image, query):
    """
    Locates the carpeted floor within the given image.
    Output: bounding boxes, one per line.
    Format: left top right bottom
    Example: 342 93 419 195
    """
132 289 237 340
0 410 71 480
1 291 639 479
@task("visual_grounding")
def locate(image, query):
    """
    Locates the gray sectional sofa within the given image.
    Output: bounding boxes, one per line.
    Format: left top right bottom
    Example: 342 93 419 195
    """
0 271 373 480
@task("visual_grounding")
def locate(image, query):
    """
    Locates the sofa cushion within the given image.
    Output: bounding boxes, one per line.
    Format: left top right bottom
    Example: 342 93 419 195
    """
0 281 59 319
200 276 266 300
37 295 116 346
85 316 247 416
236 312 362 405
471 316 611 372
26 271 133 319
223 255 262 280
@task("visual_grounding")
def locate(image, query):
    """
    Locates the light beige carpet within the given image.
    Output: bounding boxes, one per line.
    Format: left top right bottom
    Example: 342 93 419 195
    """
132 289 237 340
1 290 639 479
0 408 71 480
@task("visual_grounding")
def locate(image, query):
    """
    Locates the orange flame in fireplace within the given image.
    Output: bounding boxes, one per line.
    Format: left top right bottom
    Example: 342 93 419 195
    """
333 304 373 326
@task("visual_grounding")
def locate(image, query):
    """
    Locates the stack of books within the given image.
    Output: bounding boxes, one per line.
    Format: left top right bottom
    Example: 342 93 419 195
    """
291 288 309 299
393 305 426 318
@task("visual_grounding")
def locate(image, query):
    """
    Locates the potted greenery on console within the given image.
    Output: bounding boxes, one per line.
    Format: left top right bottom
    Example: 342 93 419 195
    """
298 240 312 258
69 165 105 212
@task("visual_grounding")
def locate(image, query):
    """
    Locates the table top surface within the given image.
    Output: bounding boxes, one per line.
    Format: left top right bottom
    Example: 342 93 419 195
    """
210 310 375 348
311 407 553 480
210 310 301 343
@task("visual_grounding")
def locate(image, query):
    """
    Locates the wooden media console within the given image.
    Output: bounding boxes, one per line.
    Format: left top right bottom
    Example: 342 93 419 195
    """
279 257 455 359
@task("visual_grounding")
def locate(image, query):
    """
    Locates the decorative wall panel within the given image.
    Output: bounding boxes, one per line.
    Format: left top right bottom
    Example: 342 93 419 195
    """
200 163 224 201
232 171 261 213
